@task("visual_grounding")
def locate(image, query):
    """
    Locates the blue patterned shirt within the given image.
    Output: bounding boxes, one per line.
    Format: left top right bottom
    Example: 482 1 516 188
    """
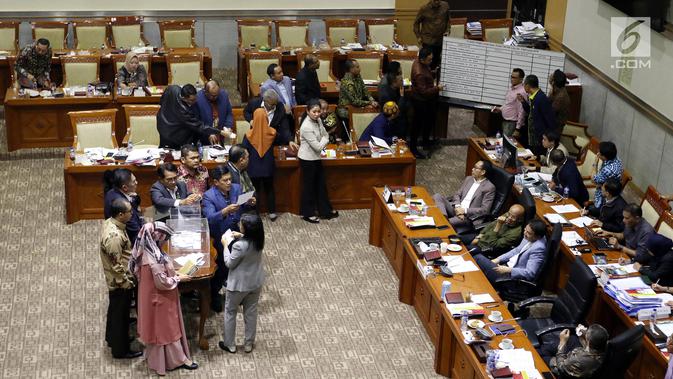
593 157 623 208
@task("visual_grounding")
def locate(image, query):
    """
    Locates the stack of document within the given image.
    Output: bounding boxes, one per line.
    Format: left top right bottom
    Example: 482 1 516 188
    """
446 302 486 317
561 230 586 247
544 213 568 224
512 22 548 47
466 22 482 37
496 349 543 378
441 255 479 273
126 148 161 164
603 277 663 316
589 263 637 277
403 216 435 229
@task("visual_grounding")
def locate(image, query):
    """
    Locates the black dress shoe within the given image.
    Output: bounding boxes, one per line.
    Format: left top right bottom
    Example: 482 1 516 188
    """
322 211 339 220
302 216 320 224
219 341 237 353
178 362 198 370
211 295 223 313
413 151 427 159
117 350 142 359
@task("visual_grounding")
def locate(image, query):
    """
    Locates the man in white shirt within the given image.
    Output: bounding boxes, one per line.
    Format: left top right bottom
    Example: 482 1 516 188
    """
473 219 548 284
150 162 201 221
433 160 496 229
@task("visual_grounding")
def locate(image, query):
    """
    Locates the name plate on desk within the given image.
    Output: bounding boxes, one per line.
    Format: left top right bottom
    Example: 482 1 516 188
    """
416 260 434 280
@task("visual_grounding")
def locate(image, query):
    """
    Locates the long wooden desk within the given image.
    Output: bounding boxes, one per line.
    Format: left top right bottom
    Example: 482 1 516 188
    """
465 136 669 379
64 146 415 224
369 186 550 378
0 47 212 102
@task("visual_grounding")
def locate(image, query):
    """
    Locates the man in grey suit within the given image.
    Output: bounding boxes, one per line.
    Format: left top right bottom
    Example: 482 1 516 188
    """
474 219 548 284
260 63 296 115
150 163 201 221
433 160 496 229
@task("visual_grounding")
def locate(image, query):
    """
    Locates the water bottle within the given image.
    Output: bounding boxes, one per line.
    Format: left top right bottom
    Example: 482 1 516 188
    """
460 310 469 331
127 140 134 151
486 350 499 373
405 186 412 204
197 141 203 159
69 147 76 161
563 187 570 199
440 281 451 302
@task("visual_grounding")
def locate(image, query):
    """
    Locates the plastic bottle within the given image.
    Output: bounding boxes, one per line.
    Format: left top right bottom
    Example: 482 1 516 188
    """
127 140 134 151
486 350 498 373
197 141 203 159
563 187 570 199
405 186 412 204
312 39 317 49
460 310 469 331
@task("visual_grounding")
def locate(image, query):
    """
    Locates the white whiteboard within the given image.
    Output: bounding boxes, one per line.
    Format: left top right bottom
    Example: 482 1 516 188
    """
439 37 565 105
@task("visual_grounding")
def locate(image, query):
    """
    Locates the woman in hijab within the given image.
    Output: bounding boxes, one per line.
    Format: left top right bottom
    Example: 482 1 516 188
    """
129 222 198 376
242 107 279 221
117 51 148 90
638 233 673 286
358 101 404 145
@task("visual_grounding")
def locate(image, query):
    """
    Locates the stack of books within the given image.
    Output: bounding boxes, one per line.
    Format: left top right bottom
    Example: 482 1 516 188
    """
604 283 662 316
466 22 482 37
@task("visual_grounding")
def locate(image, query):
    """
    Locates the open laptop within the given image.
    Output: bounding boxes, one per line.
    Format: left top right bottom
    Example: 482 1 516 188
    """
583 226 614 250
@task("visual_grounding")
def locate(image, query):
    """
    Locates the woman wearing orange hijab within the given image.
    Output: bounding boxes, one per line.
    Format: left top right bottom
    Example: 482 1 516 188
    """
242 107 281 221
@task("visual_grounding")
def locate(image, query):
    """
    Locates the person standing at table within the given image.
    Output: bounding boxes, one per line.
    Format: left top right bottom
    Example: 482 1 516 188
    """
192 79 234 145
177 144 209 195
15 38 52 89
150 162 201 222
227 144 255 194
219 213 266 354
410 47 443 159
157 84 231 149
243 108 281 221
298 99 338 223
244 90 293 145
549 149 589 206
129 222 198 376
518 74 555 155
261 64 296 116
492 68 526 137
100 198 142 359
413 0 450 70
295 54 321 106
590 141 623 209
337 59 378 130
117 51 148 91
103 168 142 244
202 165 256 312
548 69 571 134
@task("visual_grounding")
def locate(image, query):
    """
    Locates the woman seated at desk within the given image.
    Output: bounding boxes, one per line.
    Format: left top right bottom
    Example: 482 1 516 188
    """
358 101 405 145
639 233 673 287
118 51 149 90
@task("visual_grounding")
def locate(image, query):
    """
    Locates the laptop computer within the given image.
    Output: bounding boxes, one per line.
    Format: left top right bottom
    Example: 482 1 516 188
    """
583 226 614 250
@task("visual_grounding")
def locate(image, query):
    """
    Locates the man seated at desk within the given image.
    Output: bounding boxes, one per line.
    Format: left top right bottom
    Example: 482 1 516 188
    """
150 162 201 222
157 84 232 149
543 324 609 378
637 233 673 286
192 79 234 144
15 38 52 89
358 101 404 145
261 64 295 116
473 219 548 284
601 203 654 263
177 144 209 195
549 149 589 206
295 54 321 106
467 204 525 259
432 160 495 230
582 178 626 233
244 89 293 145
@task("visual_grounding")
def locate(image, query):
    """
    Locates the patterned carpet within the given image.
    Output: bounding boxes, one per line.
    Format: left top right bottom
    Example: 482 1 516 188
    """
0 103 480 377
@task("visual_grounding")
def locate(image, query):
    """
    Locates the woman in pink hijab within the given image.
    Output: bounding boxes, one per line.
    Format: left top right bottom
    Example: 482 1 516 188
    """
129 222 197 375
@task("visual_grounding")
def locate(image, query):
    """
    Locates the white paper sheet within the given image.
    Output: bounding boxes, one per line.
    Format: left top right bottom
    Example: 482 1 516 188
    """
470 293 496 304
544 213 568 224
551 204 581 213
610 276 649 290
496 348 537 373
561 231 586 247
569 216 594 228
236 191 255 206
371 135 391 150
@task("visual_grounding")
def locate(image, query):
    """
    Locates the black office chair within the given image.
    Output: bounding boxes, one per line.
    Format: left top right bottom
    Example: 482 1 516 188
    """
494 223 562 302
454 165 514 236
510 257 597 348
517 187 537 226
595 325 645 379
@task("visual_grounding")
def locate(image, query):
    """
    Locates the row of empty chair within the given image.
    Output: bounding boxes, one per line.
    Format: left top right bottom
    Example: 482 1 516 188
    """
0 18 195 51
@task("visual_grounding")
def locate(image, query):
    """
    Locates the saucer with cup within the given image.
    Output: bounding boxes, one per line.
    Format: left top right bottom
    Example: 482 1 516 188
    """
498 338 514 350
488 310 503 322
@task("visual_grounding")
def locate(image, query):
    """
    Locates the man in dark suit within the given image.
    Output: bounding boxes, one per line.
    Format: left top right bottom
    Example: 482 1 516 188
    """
549 149 589 206
518 75 556 155
432 160 496 229
226 144 255 195
474 219 548 284
103 168 143 244
295 54 321 105
192 79 234 145
150 162 201 222
244 89 292 144
585 179 627 233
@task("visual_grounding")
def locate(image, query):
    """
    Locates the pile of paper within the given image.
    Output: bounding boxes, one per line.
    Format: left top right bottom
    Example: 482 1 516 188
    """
403 216 435 229
511 22 548 47
604 277 663 316
441 255 479 273
496 349 543 378
589 263 637 277
446 302 485 317
466 22 482 37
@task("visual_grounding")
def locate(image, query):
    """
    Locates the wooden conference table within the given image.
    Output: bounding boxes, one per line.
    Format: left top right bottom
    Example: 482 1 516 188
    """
465 136 669 379
0 47 212 102
64 145 416 224
369 186 550 378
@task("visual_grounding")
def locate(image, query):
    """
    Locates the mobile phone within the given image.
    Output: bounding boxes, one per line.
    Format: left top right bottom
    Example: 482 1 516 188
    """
593 253 607 265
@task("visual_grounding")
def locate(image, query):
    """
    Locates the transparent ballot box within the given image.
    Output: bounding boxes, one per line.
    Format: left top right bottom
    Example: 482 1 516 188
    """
170 204 202 219
166 218 210 270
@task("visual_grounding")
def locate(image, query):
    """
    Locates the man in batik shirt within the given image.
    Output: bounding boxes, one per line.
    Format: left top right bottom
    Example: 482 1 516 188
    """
15 38 52 89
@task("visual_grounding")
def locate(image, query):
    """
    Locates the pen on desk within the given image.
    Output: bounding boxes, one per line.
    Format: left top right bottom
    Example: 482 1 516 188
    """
485 304 499 308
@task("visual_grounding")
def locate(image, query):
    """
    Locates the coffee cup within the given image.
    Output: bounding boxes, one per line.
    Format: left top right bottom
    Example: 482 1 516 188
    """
440 242 450 253
429 243 439 251
501 338 513 349
490 310 502 321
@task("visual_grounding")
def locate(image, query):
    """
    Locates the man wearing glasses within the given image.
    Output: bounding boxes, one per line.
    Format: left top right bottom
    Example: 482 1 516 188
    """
491 68 527 137
192 79 235 145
